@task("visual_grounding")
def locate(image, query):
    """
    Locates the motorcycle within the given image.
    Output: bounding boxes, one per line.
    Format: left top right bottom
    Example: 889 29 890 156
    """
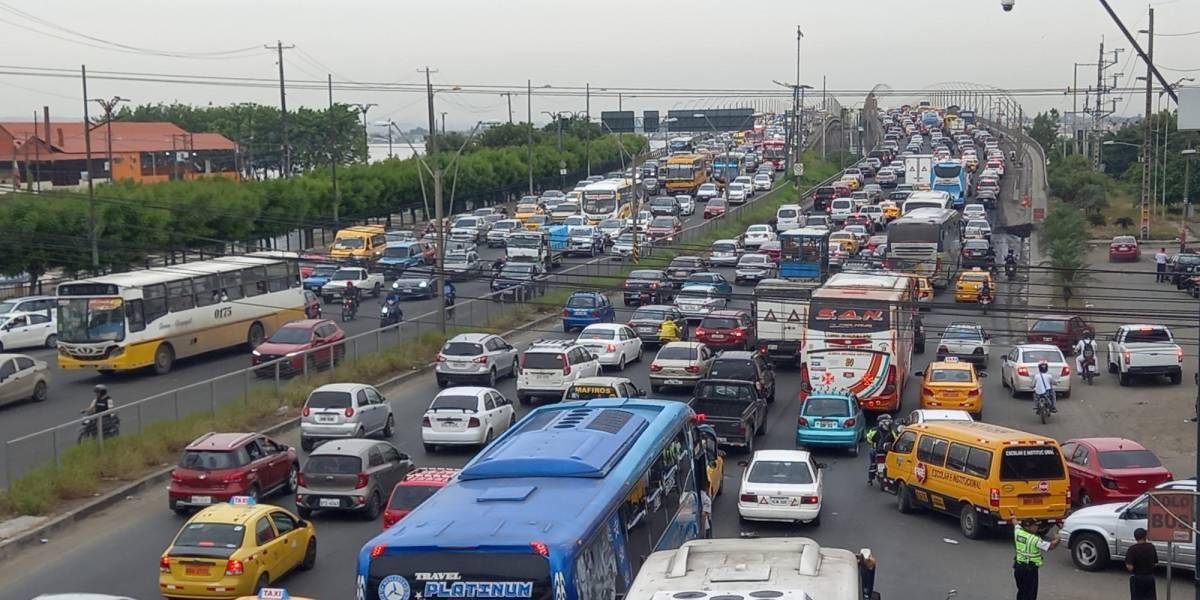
1005 261 1017 281
978 290 993 315
78 410 120 443
867 447 887 487
1081 347 1097 385
380 297 403 328
1035 392 1053 424
342 296 358 321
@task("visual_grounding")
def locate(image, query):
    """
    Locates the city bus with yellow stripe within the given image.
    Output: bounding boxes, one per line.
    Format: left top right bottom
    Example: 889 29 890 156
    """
56 256 307 375
664 154 707 195
581 178 635 224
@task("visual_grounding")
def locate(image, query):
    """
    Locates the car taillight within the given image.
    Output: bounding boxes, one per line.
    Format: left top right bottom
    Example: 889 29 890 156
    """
1123 351 1132 365
733 328 746 337
223 471 247 484
224 559 245 576
759 344 769 354
798 416 809 426
606 343 616 352
650 362 662 372
695 327 707 337
356 473 370 489
685 365 701 373
883 365 897 395
435 354 447 362
801 496 820 505
302 407 310 417
799 364 811 393
561 355 571 375
297 472 307 487
370 544 387 559
740 493 757 503
989 488 1000 507
968 389 980 397
422 416 431 427
531 542 550 557
1101 477 1119 490
844 418 856 428
1017 366 1030 377
345 407 355 417
1178 348 1185 363
562 309 571 317
1061 366 1071 377
383 513 397 528
160 556 171 573
474 355 488 364
468 417 481 428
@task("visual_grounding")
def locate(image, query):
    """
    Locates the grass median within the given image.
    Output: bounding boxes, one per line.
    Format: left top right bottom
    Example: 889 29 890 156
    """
0 153 839 517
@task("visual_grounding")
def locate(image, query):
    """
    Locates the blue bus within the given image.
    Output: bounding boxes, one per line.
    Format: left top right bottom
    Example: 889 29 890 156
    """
930 160 968 207
358 399 712 600
712 153 742 184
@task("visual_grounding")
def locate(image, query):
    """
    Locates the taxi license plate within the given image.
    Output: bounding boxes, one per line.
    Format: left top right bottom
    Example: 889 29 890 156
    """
319 498 341 508
317 415 336 423
665 379 684 385
191 495 212 505
185 566 211 576
768 497 790 506
1021 496 1044 505
816 420 837 429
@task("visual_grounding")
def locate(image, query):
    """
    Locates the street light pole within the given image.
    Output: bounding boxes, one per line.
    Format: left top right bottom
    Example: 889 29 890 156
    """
1183 148 1197 252
81 65 98 272
90 96 129 182
351 103 376 163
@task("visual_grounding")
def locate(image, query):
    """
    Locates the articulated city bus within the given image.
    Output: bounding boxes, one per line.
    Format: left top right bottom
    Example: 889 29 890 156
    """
801 273 917 413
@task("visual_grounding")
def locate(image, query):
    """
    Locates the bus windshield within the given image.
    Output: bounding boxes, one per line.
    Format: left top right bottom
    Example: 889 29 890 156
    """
583 195 616 216
58 297 125 343
933 164 962 178
666 164 695 180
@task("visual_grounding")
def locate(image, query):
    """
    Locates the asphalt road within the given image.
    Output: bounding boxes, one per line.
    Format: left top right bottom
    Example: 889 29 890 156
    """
4 137 1194 600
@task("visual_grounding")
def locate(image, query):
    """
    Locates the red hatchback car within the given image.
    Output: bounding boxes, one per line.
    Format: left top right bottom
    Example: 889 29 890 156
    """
1108 235 1139 262
694 309 756 350
251 319 345 374
703 199 728 219
168 432 298 514
383 467 460 528
1027 315 1093 354
1061 437 1173 505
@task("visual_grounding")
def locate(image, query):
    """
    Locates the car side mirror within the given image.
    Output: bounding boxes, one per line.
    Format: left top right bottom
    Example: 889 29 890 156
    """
978 371 989 378
815 462 828 470
634 387 646 397
737 460 749 468
914 370 924 377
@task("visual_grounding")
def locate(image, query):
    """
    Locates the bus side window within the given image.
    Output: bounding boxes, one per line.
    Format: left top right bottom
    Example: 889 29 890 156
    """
166 280 195 313
193 275 217 308
127 299 146 333
267 263 290 293
143 284 168 323
243 267 267 297
222 271 244 301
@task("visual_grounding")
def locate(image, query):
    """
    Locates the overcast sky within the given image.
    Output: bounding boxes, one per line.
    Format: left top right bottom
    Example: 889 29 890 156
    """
2 0 1198 129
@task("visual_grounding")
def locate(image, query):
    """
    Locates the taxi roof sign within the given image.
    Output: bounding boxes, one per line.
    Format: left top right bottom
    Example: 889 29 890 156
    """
944 356 960 363
229 495 257 506
259 588 289 600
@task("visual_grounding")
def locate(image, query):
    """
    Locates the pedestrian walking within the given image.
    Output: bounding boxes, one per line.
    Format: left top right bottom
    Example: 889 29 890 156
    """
699 489 713 538
1125 528 1158 600
1154 248 1169 283
1013 519 1059 600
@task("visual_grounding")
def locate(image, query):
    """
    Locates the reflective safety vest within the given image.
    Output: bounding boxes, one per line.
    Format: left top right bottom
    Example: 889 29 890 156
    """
1014 527 1044 566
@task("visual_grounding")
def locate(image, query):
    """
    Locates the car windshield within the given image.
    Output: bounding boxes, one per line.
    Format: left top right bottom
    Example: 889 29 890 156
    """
739 255 769 265
441 342 484 356
569 227 593 237
708 359 756 380
446 253 471 263
305 454 363 474
567 295 597 308
494 221 518 231
499 265 535 278
454 218 478 228
964 241 990 251
670 258 702 269
657 346 698 360
778 209 798 218
334 237 365 249
267 326 313 345
1097 449 1162 469
430 395 479 412
173 523 245 550
1020 349 1064 364
677 288 713 300
748 460 814 485
600 220 624 231
632 308 668 321
179 449 250 470
388 484 441 511
306 390 352 409
578 328 615 340
710 199 727 208
383 246 413 258
1030 320 1068 333
929 369 973 383
803 397 850 417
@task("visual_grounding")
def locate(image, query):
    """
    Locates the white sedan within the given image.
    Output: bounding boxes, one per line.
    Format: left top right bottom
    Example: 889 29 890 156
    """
575 324 643 370
963 204 987 220
742 224 777 249
1000 344 1073 398
964 219 992 239
421 386 516 451
737 450 824 526
727 183 749 204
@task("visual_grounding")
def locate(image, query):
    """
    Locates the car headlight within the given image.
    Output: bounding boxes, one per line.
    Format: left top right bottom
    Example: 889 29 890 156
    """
285 351 302 358
419 281 428 287
251 350 261 357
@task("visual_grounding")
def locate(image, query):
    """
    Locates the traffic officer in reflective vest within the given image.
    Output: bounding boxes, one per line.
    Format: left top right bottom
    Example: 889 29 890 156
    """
1013 518 1059 600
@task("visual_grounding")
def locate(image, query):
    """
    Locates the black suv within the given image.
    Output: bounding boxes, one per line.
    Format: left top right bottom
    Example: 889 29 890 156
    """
706 350 776 403
627 304 688 345
666 256 709 288
961 239 994 270
1170 253 1200 287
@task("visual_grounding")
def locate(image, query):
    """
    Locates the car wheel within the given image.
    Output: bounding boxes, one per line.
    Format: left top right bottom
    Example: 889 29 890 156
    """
254 574 270 594
636 346 643 362
848 438 860 457
487 368 497 387
562 322 571 333
44 334 57 349
31 380 47 403
247 484 260 502
364 492 382 520
1078 490 1092 506
382 414 395 437
1119 373 1130 386
301 437 314 452
436 377 448 389
617 354 626 371
296 505 312 519
809 512 821 527
1070 532 1110 571
896 482 915 514
509 359 519 379
959 503 985 539
483 429 494 446
285 463 299 493
1108 360 1118 374
423 443 436 453
651 384 662 394
1170 371 1183 385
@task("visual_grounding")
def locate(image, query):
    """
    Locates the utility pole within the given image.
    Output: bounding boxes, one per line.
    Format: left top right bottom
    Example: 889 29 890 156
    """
1092 40 1105 168
440 112 448 136
1072 62 1096 155
499 92 514 124
329 75 341 226
422 65 447 334
81 65 98 272
91 96 129 182
527 79 534 196
351 103 376 163
796 26 804 161
585 83 591 176
1180 147 1196 252
1140 8 1154 240
265 41 295 176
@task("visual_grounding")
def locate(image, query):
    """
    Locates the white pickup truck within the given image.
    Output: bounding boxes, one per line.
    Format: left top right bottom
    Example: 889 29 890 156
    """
1105 324 1183 386
321 267 385 303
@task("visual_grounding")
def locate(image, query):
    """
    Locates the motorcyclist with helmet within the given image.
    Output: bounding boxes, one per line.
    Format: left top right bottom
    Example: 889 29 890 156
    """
978 278 993 305
1074 330 1098 380
658 317 681 344
1004 249 1018 280
343 280 360 320
1033 360 1058 412
80 384 119 440
865 414 897 485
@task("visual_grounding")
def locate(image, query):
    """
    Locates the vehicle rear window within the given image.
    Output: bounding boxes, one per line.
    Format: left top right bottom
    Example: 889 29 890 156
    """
700 317 738 329
1124 328 1172 343
670 257 702 268
1097 450 1162 470
632 308 667 321
803 397 850 417
748 460 814 485
523 352 565 369
1030 320 1068 333
1020 349 1064 363
708 359 756 380
305 391 352 409
567 295 597 308
389 484 441 511
173 523 244 549
430 395 478 412
441 342 484 356
629 270 663 281
304 455 362 474
999 446 1065 481
578 328 616 340
179 449 250 470
778 209 798 218
657 346 698 361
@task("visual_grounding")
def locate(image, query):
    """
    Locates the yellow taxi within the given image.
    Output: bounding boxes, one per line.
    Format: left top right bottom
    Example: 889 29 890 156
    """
964 155 979 172
954 268 993 302
697 426 725 497
160 498 316 599
514 202 544 222
912 181 932 192
829 231 859 254
917 357 984 419
839 176 861 191
524 214 550 231
879 200 901 221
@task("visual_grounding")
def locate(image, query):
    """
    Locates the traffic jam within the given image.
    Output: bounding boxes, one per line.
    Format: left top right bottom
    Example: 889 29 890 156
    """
28 107 1192 600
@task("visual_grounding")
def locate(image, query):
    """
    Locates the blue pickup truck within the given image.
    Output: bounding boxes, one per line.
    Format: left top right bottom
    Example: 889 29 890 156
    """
302 264 339 293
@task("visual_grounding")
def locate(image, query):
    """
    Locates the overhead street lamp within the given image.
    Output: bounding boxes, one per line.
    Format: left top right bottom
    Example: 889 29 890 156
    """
90 95 130 180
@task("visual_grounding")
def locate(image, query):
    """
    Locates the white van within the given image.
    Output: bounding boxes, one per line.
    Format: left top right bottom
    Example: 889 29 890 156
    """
627 538 872 600
775 204 802 232
829 198 855 223
902 190 953 214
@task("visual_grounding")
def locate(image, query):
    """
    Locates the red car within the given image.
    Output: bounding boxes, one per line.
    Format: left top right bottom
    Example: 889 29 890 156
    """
865 235 888 253
1027 315 1093 354
845 213 874 232
1108 235 1139 262
694 309 756 350
703 198 728 219
251 319 345 374
383 467 460 528
1061 437 1173 505
759 240 782 263
647 216 683 241
168 432 298 514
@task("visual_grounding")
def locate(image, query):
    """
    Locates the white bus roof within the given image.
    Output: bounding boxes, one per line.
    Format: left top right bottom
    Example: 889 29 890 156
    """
627 538 859 600
582 179 633 192
906 190 952 200
895 207 959 223
824 272 909 290
59 255 283 290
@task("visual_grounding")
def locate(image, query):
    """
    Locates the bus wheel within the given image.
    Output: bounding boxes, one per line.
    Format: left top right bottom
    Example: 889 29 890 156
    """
153 344 175 375
246 322 266 350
